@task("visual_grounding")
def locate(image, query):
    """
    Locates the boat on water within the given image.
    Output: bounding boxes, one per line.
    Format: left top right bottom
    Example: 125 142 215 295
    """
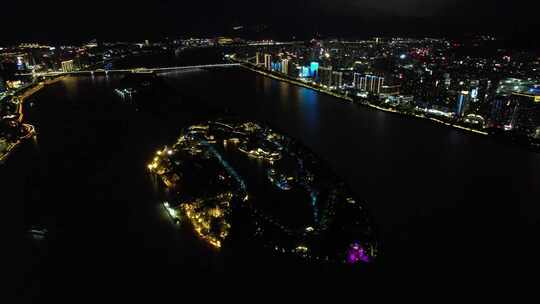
28 227 48 241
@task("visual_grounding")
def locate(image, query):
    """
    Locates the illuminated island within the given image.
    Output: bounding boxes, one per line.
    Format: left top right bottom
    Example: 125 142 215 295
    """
148 118 378 265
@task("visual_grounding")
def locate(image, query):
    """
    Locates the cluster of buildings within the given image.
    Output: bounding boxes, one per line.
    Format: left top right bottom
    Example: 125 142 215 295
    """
240 37 540 140
255 51 348 90
2 36 539 142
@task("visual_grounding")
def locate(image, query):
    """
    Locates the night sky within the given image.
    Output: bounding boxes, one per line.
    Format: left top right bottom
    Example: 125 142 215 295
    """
3 0 539 43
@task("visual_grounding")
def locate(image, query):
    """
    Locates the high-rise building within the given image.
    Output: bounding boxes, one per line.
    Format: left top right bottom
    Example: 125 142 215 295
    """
489 96 518 129
310 62 319 79
256 52 263 66
443 73 451 89
509 91 540 137
0 76 6 93
281 59 289 75
332 71 343 89
264 54 272 70
61 60 75 73
488 79 538 129
353 73 361 88
357 75 385 94
289 63 300 78
456 90 471 117
16 54 30 70
318 66 333 87
271 61 282 72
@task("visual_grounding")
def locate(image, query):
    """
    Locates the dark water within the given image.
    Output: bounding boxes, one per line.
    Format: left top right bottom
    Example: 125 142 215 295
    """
12 67 540 297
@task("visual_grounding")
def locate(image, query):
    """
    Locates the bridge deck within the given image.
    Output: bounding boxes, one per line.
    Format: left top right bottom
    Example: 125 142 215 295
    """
18 63 241 77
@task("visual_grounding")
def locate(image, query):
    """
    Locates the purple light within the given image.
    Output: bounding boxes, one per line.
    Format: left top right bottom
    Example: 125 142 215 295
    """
347 242 370 264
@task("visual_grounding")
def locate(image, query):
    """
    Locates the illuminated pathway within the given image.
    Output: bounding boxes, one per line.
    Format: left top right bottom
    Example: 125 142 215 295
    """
199 139 247 192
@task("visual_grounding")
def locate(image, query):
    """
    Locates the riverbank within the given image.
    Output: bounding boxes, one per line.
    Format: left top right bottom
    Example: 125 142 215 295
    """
0 77 61 164
16 76 65 123
0 124 35 164
239 63 489 136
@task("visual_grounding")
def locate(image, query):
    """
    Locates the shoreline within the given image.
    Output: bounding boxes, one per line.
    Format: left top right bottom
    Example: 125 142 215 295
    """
239 63 489 136
16 75 65 122
0 124 35 164
0 77 62 164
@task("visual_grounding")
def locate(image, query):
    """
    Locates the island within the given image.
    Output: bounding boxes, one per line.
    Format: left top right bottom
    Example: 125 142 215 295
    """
148 118 378 264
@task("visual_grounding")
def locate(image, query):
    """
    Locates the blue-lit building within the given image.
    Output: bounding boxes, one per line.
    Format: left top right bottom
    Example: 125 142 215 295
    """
456 91 471 117
299 66 310 78
271 62 282 72
529 85 540 95
310 62 319 78
489 96 517 129
0 76 6 93
298 62 320 79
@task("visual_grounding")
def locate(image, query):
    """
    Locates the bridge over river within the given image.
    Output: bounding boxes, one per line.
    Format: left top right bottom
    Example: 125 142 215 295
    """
18 63 241 77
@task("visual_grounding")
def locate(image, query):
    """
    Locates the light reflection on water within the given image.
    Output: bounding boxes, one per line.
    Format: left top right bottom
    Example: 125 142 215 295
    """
16 65 540 275
297 87 319 136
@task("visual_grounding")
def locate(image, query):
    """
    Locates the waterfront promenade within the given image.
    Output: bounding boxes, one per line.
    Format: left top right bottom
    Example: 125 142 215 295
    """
238 61 488 136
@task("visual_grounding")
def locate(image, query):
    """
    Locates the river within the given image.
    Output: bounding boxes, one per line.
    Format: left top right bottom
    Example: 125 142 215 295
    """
12 64 540 297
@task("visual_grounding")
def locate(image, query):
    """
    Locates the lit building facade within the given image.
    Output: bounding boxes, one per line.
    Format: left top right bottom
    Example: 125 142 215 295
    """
61 60 74 73
456 90 471 117
489 95 518 129
355 74 385 94
0 76 6 93
310 62 319 79
380 85 401 96
318 66 333 87
332 71 343 89
509 92 540 137
264 54 272 70
256 52 262 66
281 59 289 75
488 80 539 129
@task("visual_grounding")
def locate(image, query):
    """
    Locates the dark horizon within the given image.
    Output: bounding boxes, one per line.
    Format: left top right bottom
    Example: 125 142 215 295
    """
2 0 539 45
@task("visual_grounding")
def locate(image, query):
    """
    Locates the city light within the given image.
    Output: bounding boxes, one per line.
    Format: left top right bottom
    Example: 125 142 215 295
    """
347 242 370 264
2 1 540 288
147 119 377 262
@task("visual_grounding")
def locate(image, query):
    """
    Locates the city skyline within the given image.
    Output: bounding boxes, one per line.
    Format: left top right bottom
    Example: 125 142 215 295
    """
10 1 540 299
